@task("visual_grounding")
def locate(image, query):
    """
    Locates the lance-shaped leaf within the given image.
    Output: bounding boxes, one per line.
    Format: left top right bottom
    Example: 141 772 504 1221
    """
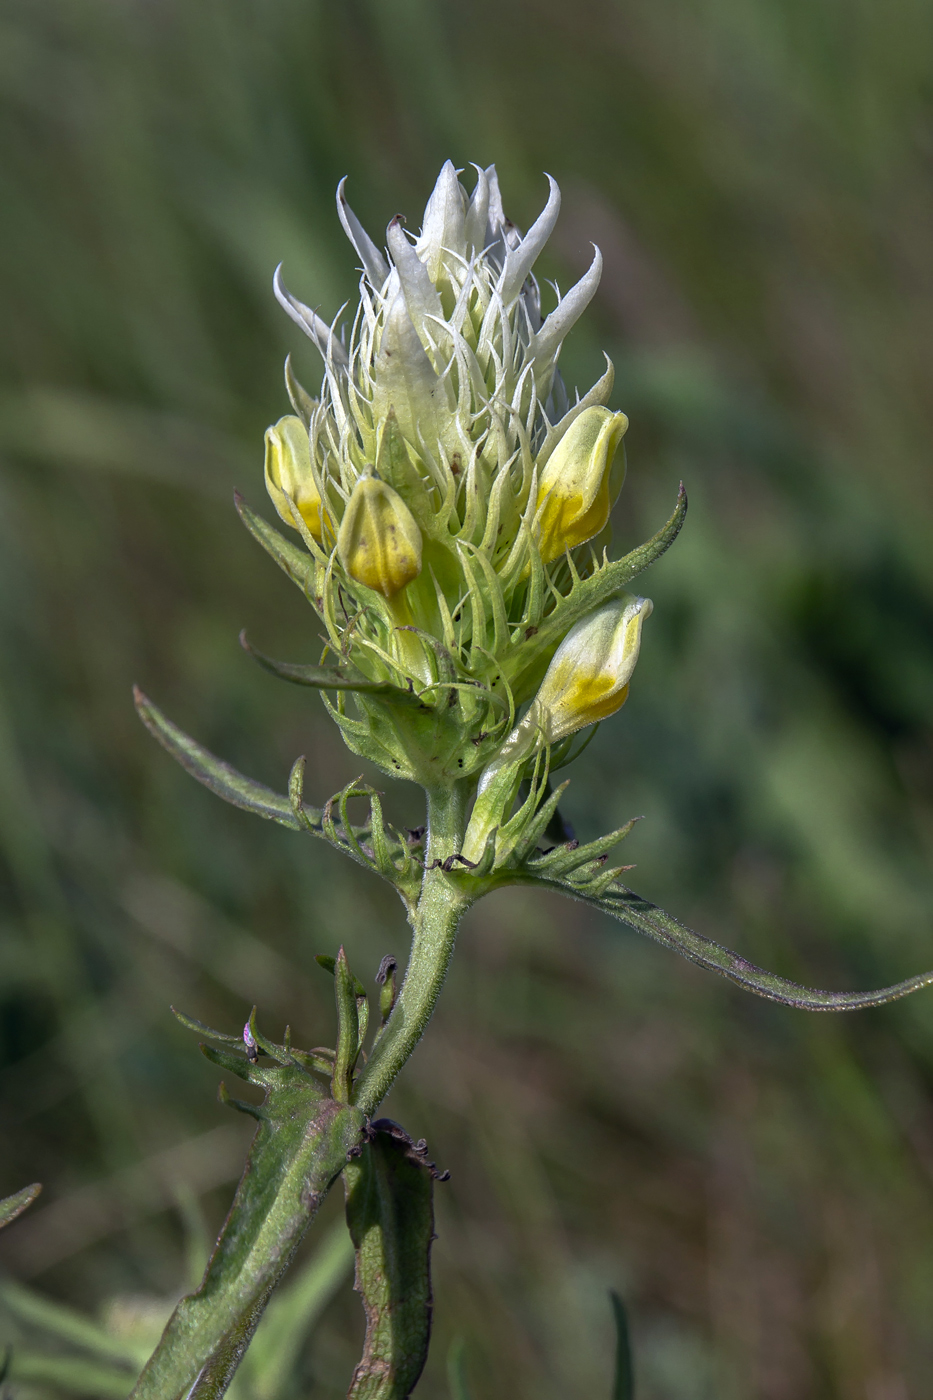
234 492 319 599
333 946 362 1103
130 1047 365 1400
0 1183 41 1231
526 818 639 880
240 632 417 701
344 1126 438 1400
523 872 933 1010
501 485 687 699
134 688 315 830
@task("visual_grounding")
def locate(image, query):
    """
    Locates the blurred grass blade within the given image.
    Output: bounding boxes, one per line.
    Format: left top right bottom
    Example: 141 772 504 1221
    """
7 1351 136 1398
240 1219 354 1399
0 387 247 493
133 687 310 829
609 1291 634 1400
447 1337 471 1400
0 1183 41 1230
539 878 933 1009
0 1278 140 1367
344 1126 436 1399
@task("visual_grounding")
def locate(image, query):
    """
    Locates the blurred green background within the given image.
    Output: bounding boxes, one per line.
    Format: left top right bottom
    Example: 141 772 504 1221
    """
2 0 933 1396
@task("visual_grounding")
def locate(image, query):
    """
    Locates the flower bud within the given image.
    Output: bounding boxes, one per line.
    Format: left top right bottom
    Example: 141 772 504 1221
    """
535 407 628 564
264 415 325 539
531 593 651 741
480 593 651 791
337 472 423 598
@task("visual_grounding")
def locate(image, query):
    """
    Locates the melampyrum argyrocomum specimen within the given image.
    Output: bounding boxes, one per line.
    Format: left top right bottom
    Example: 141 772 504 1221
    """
129 162 933 1400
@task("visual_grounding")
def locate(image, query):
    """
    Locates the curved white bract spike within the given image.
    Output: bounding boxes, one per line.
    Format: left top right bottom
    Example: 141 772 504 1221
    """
537 355 615 469
386 217 446 359
531 245 603 370
497 175 562 306
483 165 513 259
416 160 467 278
274 265 350 372
464 165 489 256
336 178 389 288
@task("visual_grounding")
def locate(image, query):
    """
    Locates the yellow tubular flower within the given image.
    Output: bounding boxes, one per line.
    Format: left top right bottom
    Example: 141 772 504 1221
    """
535 406 628 564
337 472 423 599
264 415 325 539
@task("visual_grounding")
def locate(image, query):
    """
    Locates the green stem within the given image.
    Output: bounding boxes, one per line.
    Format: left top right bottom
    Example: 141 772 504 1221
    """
354 784 471 1117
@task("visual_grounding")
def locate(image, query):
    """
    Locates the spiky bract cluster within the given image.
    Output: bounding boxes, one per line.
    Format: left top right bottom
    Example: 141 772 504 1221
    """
256 161 668 788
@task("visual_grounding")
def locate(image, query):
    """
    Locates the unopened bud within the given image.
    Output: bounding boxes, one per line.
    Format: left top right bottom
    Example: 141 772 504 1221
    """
264 416 325 540
480 594 651 792
337 472 423 598
535 407 628 564
531 594 651 740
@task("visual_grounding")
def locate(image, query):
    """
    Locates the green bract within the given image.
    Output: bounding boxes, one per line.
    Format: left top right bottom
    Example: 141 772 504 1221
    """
264 160 680 787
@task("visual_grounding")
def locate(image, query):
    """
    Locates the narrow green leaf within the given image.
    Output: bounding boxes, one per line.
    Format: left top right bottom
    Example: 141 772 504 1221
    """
317 952 366 998
0 1183 40 1231
344 1128 436 1400
333 946 361 1102
610 1291 634 1400
369 794 397 880
612 482 687 586
503 485 687 696
234 492 318 598
130 1064 364 1399
529 819 639 879
288 754 313 831
172 1008 243 1046
201 1043 257 1086
134 688 316 830
376 956 398 1026
531 874 933 1010
509 780 570 865
240 632 411 697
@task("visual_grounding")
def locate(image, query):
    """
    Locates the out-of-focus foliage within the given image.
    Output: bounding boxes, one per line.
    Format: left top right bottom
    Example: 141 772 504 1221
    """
1 1 933 1396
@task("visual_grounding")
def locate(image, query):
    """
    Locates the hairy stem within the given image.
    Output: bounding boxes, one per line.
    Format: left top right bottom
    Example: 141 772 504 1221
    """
354 785 471 1117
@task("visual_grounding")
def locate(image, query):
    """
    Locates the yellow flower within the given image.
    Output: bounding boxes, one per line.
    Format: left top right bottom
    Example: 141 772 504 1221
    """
264 415 325 539
337 472 423 599
535 407 628 564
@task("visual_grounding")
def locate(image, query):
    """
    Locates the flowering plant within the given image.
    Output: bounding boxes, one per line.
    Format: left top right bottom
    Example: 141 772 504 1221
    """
114 162 933 1397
